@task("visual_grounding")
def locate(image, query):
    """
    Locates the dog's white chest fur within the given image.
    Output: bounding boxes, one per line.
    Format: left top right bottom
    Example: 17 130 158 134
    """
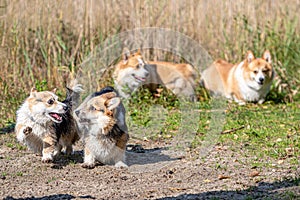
16 102 51 142
85 130 126 166
86 133 123 165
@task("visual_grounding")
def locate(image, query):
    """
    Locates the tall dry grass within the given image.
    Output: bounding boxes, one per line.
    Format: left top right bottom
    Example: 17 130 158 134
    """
0 0 299 127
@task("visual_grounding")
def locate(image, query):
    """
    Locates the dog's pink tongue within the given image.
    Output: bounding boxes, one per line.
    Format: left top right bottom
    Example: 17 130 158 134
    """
137 76 145 81
51 113 62 121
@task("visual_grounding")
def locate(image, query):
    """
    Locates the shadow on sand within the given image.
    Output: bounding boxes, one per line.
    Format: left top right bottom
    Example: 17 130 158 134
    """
50 145 180 170
157 177 300 200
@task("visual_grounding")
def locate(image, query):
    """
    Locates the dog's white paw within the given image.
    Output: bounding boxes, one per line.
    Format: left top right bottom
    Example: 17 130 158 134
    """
42 154 53 163
115 161 128 168
82 162 95 169
238 101 246 106
258 99 265 104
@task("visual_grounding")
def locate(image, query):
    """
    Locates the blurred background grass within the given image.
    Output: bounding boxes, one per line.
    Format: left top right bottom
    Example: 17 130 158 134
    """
0 0 299 127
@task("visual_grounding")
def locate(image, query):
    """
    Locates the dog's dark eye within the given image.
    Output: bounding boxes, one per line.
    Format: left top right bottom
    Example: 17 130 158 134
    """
262 69 269 73
99 109 105 113
253 70 258 74
136 64 140 69
47 99 54 105
90 106 96 111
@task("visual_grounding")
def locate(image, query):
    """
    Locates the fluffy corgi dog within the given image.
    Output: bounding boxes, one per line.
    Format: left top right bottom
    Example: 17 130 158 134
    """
201 50 274 104
15 86 80 162
113 48 197 100
75 87 129 168
74 86 128 137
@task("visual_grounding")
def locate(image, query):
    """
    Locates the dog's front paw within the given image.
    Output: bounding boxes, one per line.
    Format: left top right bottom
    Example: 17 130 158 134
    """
81 163 95 169
42 154 53 163
258 99 265 104
238 101 246 106
115 161 128 168
23 127 32 135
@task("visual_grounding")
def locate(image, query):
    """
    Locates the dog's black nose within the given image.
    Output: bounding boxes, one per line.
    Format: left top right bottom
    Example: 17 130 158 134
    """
63 105 68 111
75 110 80 116
259 77 264 83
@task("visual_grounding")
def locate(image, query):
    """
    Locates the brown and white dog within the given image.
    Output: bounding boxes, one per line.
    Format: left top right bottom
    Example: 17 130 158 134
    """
15 85 81 162
113 49 197 100
75 87 129 168
74 86 128 138
201 50 275 104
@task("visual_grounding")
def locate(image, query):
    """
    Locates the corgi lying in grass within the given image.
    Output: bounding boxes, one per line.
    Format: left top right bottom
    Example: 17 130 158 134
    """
201 50 274 104
113 48 197 100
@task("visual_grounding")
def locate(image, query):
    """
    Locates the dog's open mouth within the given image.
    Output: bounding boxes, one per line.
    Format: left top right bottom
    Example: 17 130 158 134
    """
132 74 146 82
49 112 63 123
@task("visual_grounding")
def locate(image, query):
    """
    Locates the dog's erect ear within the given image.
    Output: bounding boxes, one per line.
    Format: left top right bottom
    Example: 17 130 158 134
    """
122 48 131 64
106 97 120 111
263 50 271 64
246 51 255 63
30 87 37 97
52 88 57 94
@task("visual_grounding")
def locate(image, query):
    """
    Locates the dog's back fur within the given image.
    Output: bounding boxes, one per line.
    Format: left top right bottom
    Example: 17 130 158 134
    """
201 59 234 96
145 61 197 100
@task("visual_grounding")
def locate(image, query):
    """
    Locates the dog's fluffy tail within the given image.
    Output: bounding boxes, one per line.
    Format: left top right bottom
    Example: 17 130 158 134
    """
65 79 83 109
68 79 83 94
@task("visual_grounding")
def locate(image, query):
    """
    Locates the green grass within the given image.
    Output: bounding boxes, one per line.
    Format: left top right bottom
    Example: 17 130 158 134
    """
15 171 23 177
282 191 298 200
47 177 57 184
220 103 299 160
126 88 299 164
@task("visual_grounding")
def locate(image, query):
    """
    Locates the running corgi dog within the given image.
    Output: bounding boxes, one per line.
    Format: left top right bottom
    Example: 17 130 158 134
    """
113 48 197 100
74 86 128 137
201 50 274 104
15 85 81 162
75 87 129 168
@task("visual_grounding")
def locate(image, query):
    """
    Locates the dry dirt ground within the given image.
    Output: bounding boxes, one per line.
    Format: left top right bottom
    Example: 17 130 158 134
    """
0 132 299 200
